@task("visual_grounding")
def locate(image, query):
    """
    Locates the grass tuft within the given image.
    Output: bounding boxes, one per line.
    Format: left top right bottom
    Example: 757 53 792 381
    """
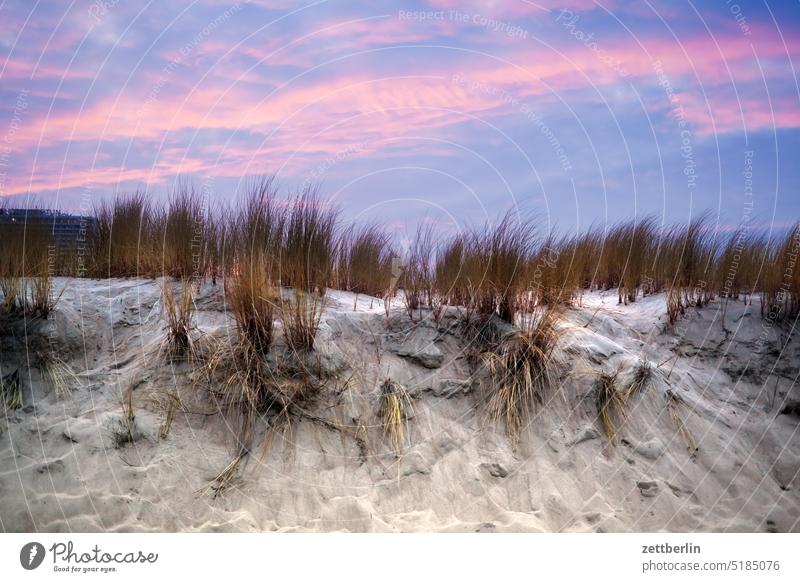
0 203 62 321
625 359 653 399
378 378 412 455
280 186 338 293
4 185 798 331
281 289 324 353
403 223 435 320
483 306 559 445
41 356 78 399
762 224 800 321
209 452 247 498
111 380 137 449
161 186 208 279
666 390 698 456
337 223 393 305
89 192 154 277
153 390 181 439
161 279 196 361
594 370 625 444
1 370 22 411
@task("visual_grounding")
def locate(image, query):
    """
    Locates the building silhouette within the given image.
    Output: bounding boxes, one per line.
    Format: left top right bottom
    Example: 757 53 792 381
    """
0 208 94 257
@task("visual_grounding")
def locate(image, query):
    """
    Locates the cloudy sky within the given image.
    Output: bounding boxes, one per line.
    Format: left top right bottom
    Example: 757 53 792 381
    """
1 0 798 236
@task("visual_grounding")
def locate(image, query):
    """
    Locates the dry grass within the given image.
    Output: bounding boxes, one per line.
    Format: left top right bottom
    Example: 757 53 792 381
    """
28 262 62 319
281 289 324 353
608 217 657 304
762 224 800 321
272 187 337 350
208 451 247 498
666 284 684 325
479 214 536 323
661 216 718 324
280 186 338 293
88 188 211 279
202 336 319 496
203 275 322 494
336 223 393 305
717 228 759 303
567 228 604 293
666 390 698 456
7 188 800 491
378 378 412 455
594 370 625 444
434 234 468 306
525 233 579 307
0 205 61 320
200 182 329 494
156 390 181 439
235 178 284 279
206 210 230 285
483 305 559 445
0 276 25 316
89 192 154 277
403 223 435 319
161 279 196 361
161 186 208 279
111 380 137 448
225 180 285 355
584 216 718 316
0 202 25 315
5 185 798 331
85 187 199 279
228 257 277 356
1 370 22 411
223 180 286 358
40 356 78 399
625 359 653 399
431 214 536 323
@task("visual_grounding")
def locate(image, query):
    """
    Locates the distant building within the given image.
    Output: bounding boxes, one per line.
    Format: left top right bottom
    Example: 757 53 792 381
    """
0 208 95 253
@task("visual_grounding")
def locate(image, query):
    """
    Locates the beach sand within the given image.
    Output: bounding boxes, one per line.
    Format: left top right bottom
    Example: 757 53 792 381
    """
1 277 798 532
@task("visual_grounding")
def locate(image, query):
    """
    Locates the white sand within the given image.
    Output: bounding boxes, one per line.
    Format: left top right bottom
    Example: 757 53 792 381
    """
1 277 798 532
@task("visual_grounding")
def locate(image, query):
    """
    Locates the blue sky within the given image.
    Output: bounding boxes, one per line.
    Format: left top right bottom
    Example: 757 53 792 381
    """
1 0 798 238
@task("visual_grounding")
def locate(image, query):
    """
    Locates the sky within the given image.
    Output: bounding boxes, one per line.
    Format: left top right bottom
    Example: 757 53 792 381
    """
0 0 798 238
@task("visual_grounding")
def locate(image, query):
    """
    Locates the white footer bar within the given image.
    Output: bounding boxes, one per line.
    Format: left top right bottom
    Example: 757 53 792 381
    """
1 533 796 581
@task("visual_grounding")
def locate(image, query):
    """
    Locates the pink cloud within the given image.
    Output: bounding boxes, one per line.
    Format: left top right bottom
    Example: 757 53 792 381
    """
424 0 611 16
2 8 797 199
0 56 93 81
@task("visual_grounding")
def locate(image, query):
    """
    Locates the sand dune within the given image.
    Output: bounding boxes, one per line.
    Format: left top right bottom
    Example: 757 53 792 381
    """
1 277 798 532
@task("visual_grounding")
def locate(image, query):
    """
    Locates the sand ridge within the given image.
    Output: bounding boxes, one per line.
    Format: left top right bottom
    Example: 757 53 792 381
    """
0 277 798 532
